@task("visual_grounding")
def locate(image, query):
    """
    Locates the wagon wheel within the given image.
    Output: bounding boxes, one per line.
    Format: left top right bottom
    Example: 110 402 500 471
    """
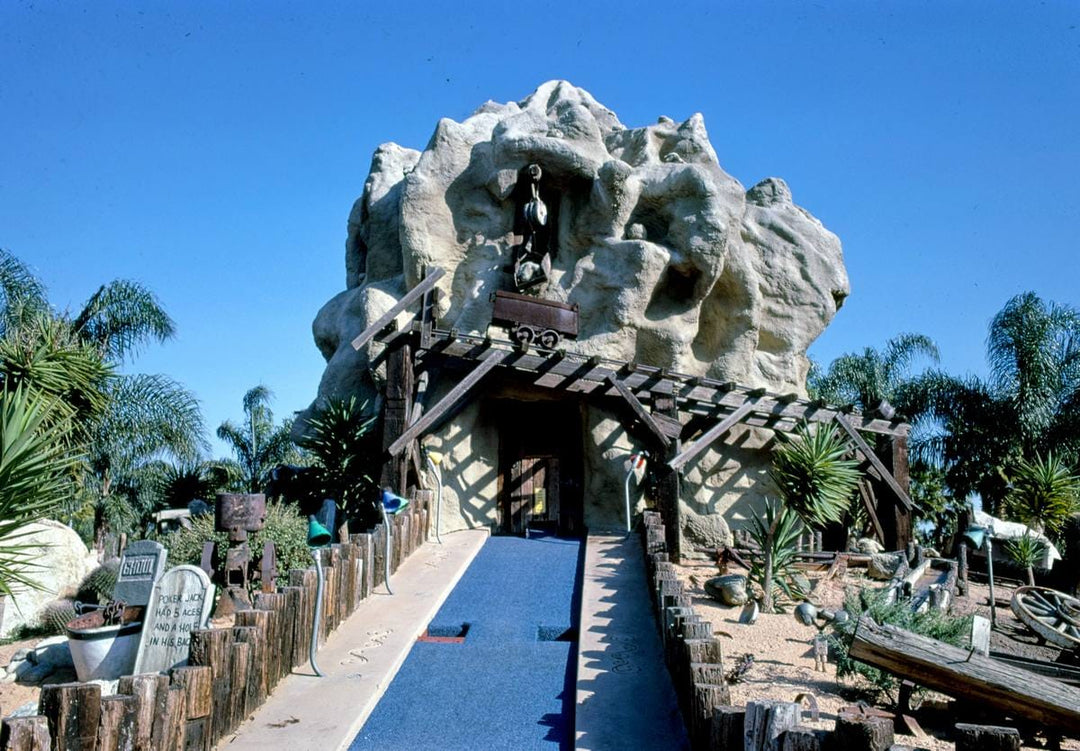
512 325 535 350
1010 585 1080 650
538 329 561 349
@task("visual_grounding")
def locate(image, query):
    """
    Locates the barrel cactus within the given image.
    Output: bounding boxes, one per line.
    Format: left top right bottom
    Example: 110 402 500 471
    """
77 559 119 605
41 598 78 636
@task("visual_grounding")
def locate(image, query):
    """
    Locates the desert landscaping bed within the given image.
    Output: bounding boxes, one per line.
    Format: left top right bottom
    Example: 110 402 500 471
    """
674 558 1080 750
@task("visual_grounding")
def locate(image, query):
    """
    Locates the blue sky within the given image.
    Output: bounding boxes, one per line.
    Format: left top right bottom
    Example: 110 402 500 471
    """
2 1 1078 457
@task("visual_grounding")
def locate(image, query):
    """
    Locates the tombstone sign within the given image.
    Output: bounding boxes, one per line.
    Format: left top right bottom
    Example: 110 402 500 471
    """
114 540 167 607
133 565 214 675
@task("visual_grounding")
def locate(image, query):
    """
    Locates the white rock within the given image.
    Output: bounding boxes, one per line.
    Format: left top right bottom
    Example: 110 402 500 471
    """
856 538 885 554
8 701 38 717
299 81 850 540
0 520 97 638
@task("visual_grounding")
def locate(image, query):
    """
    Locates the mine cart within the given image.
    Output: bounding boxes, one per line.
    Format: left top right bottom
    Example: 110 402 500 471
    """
492 290 578 350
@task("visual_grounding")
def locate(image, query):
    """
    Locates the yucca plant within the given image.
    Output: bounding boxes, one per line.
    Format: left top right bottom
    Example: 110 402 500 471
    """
1004 532 1047 587
769 422 862 529
298 396 380 526
1003 453 1080 538
0 386 77 596
747 498 806 613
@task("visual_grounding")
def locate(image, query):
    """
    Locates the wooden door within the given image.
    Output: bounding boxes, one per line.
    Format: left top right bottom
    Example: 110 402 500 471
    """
508 456 560 534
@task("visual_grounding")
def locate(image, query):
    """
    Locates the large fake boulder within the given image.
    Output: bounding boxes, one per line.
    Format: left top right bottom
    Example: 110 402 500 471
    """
0 520 97 638
705 574 748 606
302 81 849 536
307 80 847 414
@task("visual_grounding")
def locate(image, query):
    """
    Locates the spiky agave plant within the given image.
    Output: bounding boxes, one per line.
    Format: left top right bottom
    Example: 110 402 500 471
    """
769 422 862 529
747 498 806 613
1003 532 1047 587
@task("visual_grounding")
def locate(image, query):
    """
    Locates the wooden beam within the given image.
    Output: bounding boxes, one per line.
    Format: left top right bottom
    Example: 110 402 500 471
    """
668 400 757 472
835 414 912 510
387 349 508 456
351 267 446 351
607 375 671 449
857 480 886 543
849 617 1080 734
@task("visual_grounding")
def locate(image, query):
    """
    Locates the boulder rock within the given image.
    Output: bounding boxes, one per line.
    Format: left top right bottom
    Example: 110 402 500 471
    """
31 635 74 669
683 509 734 550
868 552 904 580
299 81 850 541
0 520 97 638
856 538 885 554
705 574 748 606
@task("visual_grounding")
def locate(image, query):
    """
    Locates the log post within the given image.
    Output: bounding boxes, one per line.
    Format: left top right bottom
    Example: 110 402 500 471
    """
39 683 102 751
188 629 232 744
1 716 51 751
744 700 800 751
96 695 134 751
690 683 729 749
833 712 894 751
778 726 827 751
169 665 212 751
953 723 1021 751
710 705 745 750
116 674 159 751
653 384 682 561
233 613 269 705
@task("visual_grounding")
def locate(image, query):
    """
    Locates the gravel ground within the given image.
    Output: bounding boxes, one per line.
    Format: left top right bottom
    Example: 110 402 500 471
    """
676 559 1080 750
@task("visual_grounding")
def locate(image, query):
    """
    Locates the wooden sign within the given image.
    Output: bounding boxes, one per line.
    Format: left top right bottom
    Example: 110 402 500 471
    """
133 565 214 675
114 539 167 607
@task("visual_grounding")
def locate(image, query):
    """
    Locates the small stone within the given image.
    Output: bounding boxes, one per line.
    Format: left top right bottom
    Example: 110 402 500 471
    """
868 552 904 580
89 678 119 695
857 538 885 554
8 701 38 718
739 600 759 625
791 573 813 596
705 574 748 606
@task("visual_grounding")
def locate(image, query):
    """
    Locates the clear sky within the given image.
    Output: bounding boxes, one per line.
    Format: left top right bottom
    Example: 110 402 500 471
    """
2 1 1078 457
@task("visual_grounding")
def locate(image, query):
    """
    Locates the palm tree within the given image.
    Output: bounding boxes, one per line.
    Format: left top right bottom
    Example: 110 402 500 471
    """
0 386 78 595
809 333 939 417
0 249 206 542
217 386 302 493
297 396 380 523
84 374 207 540
905 293 1080 516
1003 453 1080 538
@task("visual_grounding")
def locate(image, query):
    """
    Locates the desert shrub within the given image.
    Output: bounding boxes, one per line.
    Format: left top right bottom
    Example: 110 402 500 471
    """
747 498 807 613
166 500 310 586
1004 532 1046 587
828 587 972 700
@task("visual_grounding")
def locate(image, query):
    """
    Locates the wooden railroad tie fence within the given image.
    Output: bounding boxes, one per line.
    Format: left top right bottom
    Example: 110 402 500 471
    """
1 492 432 751
640 510 1054 751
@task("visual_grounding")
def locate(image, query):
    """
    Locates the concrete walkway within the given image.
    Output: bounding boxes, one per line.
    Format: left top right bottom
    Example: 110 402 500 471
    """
222 528 489 751
575 533 689 751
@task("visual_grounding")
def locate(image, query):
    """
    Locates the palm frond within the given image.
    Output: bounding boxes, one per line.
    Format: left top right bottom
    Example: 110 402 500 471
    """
73 280 175 362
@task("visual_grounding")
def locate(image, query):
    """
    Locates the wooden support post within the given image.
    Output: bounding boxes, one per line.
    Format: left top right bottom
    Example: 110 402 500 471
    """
226 642 251 734
354 533 374 602
253 593 290 683
149 685 187 751
280 586 303 667
380 343 413 494
833 712 895 751
188 629 232 744
744 700 800 751
710 705 745 750
778 727 827 751
96 695 134 751
39 683 102 751
654 384 682 561
954 723 1021 751
169 665 212 751
691 684 729 749
229 626 261 720
1 716 51 751
606 375 672 449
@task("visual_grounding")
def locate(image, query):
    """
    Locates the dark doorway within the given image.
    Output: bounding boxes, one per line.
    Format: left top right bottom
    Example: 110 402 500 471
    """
497 400 584 536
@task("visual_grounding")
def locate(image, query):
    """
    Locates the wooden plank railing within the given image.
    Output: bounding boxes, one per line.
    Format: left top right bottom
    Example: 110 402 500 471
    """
1 494 431 751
